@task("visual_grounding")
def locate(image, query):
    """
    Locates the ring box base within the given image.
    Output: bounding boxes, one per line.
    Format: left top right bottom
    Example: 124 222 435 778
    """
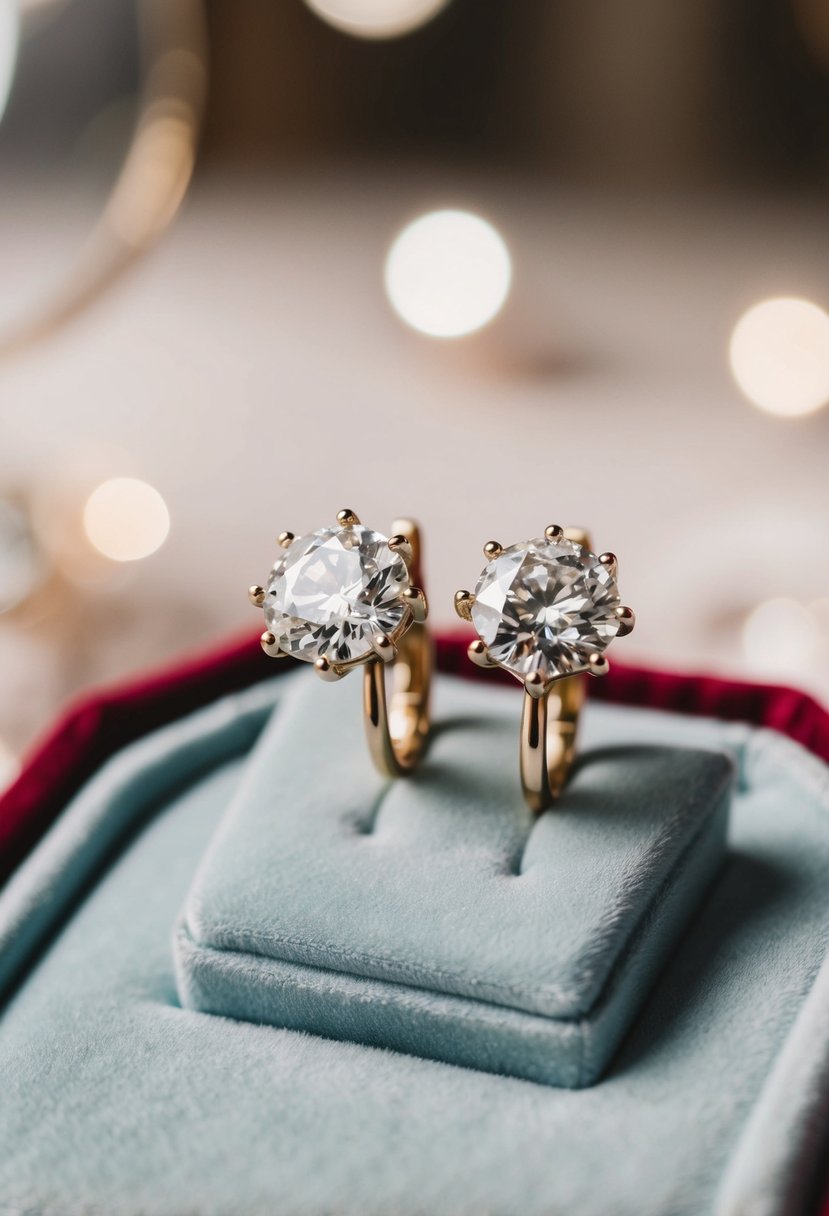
175 674 732 1087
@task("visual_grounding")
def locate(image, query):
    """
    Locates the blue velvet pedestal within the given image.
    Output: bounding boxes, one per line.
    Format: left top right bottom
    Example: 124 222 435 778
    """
2 671 829 1216
174 675 732 1087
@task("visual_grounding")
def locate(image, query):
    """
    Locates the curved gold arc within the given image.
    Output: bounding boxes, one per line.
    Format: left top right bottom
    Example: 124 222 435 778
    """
519 673 586 812
363 518 432 778
0 0 208 360
519 523 592 811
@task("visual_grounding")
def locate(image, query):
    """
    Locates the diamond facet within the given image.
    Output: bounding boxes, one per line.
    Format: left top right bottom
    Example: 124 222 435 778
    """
264 524 409 665
471 537 621 681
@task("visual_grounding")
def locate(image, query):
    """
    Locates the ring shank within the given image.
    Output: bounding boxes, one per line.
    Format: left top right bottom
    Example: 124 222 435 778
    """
519 523 591 812
363 519 432 777
520 674 586 812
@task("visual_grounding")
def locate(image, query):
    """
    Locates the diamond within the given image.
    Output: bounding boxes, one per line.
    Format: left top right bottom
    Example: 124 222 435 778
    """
264 524 409 665
471 537 621 680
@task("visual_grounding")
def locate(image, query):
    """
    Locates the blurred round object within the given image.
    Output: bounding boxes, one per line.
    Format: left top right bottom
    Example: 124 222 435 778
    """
303 0 449 39
729 297 829 417
0 0 19 121
0 1 205 357
83 477 170 562
742 597 821 679
385 209 512 338
0 498 44 614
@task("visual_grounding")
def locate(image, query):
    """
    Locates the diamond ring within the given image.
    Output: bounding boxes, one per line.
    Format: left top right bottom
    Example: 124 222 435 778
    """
249 510 431 777
455 525 635 812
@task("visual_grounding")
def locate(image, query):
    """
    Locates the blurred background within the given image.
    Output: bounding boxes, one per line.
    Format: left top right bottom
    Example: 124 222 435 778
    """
1 0 828 789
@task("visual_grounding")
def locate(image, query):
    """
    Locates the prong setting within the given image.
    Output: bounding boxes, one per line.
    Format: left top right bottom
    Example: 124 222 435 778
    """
401 586 428 623
278 531 295 549
370 632 397 663
587 653 610 677
260 630 284 658
388 533 414 565
525 671 547 699
615 605 635 636
468 639 496 669
466 529 631 683
249 585 265 607
314 656 343 681
454 590 475 621
337 509 360 527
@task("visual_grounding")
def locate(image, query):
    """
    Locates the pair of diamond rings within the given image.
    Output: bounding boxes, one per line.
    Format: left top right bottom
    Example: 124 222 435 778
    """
248 510 635 812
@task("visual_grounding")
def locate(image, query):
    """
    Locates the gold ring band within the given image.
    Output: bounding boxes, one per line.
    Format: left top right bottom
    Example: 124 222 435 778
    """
363 519 432 777
520 671 585 812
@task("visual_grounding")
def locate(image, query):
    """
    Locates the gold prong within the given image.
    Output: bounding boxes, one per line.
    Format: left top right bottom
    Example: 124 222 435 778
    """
599 552 618 577
468 639 496 669
525 671 547 699
314 656 343 681
587 652 610 677
401 586 428 623
261 632 290 660
454 590 475 621
278 531 295 549
248 585 265 607
615 605 636 636
388 534 414 565
483 541 503 560
370 632 397 663
544 525 564 542
337 509 360 527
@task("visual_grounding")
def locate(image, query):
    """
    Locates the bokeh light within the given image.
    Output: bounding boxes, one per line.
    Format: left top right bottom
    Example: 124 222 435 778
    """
385 209 512 338
729 297 829 417
304 0 450 39
741 597 821 678
0 0 19 122
83 477 170 563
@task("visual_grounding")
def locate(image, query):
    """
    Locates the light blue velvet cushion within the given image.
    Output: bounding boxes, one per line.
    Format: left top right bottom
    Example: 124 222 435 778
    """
175 674 732 1087
1 672 829 1216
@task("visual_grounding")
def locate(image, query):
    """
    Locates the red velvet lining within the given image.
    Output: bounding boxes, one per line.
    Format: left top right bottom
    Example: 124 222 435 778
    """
1 629 828 888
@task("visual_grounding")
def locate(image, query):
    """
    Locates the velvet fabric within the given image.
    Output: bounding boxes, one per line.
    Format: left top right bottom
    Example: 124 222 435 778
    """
4 629 829 886
175 674 732 1087
1 673 829 1214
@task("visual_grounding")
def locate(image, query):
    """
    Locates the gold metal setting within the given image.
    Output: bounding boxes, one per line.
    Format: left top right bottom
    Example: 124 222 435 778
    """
456 526 635 813
467 638 496 668
388 534 414 564
250 510 432 779
615 605 636 635
454 590 474 621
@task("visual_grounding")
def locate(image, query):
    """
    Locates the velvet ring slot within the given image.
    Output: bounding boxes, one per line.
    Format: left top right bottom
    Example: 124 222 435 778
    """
174 672 733 1088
